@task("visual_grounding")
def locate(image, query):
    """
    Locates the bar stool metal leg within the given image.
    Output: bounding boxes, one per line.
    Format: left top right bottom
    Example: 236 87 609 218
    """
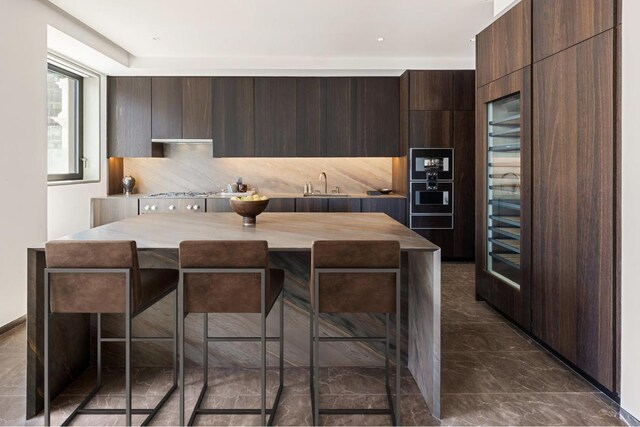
313 275 320 426
178 275 185 427
44 273 51 427
396 272 402 426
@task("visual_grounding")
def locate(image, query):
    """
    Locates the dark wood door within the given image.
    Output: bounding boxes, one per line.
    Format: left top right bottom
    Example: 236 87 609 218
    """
475 67 532 330
295 198 328 212
108 77 160 157
409 71 453 111
182 77 213 139
453 111 475 259
296 78 327 157
532 30 615 391
328 198 361 212
212 77 254 157
453 70 476 111
356 78 400 156
476 0 531 87
533 0 616 62
264 198 295 212
409 111 453 148
152 77 182 140
361 198 406 225
255 78 297 156
326 78 357 156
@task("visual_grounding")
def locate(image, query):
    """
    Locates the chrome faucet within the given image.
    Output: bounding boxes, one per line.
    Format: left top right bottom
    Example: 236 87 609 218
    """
318 172 327 194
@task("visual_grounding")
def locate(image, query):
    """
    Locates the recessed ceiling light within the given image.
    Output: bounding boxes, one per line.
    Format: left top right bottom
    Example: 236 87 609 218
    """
152 36 160 41
470 38 476 42
377 37 385 42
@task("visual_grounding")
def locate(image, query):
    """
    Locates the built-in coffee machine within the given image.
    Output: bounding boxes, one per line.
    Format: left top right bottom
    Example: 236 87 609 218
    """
410 148 454 230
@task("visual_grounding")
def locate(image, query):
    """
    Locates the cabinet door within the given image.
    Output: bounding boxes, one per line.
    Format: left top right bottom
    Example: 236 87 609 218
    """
409 111 453 148
295 198 328 212
533 0 615 62
255 78 297 156
108 77 160 157
361 198 406 225
327 198 361 212
212 78 254 157
296 78 326 157
356 77 400 156
152 77 182 140
409 71 453 111
453 111 475 259
264 198 295 212
532 30 615 390
453 70 475 111
206 198 233 212
476 0 531 87
326 78 357 157
91 198 139 227
182 77 213 139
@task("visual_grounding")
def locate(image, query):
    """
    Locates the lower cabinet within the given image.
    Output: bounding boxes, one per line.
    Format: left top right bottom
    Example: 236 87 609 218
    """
328 198 361 212
91 197 139 227
206 198 234 212
295 198 328 212
264 198 295 212
361 198 407 225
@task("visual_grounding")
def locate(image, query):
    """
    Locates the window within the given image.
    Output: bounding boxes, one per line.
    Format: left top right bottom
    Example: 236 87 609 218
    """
47 64 83 181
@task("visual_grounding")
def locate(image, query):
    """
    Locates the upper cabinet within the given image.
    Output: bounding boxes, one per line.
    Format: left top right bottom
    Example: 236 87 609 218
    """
254 78 297 156
356 77 400 156
453 70 476 111
182 77 213 139
296 77 327 157
212 77 255 157
409 71 453 111
532 0 616 62
326 77 357 156
476 0 532 87
108 77 161 158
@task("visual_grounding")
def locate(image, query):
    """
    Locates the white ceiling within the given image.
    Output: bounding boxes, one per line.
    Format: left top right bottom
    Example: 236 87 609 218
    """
48 0 495 74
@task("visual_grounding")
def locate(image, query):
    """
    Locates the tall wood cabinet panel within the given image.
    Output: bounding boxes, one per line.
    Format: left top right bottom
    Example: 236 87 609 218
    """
476 67 532 329
453 111 475 259
296 78 327 157
453 70 476 111
409 71 453 111
532 30 615 390
151 77 182 140
212 78 255 157
532 0 616 62
182 77 213 139
476 0 531 87
326 78 357 156
108 77 160 157
255 78 297 156
356 77 400 156
409 111 453 148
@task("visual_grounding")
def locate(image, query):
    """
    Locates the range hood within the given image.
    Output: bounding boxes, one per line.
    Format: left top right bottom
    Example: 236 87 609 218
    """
151 139 213 144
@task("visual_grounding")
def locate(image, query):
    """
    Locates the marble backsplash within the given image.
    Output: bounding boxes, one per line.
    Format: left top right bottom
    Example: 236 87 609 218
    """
124 144 393 195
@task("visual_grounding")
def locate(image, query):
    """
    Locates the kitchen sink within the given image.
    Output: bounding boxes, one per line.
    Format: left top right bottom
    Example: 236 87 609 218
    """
303 193 351 197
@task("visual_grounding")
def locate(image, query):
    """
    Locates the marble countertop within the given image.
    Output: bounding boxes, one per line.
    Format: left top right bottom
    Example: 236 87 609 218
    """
95 192 407 199
35 212 436 251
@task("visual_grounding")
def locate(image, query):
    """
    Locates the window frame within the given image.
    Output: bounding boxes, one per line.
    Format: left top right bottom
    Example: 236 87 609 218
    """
47 63 84 182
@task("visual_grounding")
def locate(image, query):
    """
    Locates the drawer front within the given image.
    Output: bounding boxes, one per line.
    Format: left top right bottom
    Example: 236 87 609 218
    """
139 198 205 214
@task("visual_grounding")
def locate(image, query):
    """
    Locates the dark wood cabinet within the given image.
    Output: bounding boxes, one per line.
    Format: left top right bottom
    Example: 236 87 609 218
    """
476 67 532 330
182 77 213 139
255 78 297 156
296 78 327 157
409 111 453 148
108 77 160 157
326 78 357 156
361 198 406 225
212 77 255 157
295 198 328 212
453 111 475 259
206 198 233 212
152 77 182 140
453 70 476 111
264 198 295 212
532 30 615 390
476 0 531 87
532 0 616 62
356 77 400 156
409 71 453 111
327 198 361 212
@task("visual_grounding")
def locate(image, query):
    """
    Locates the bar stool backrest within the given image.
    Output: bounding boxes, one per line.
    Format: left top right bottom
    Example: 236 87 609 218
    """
312 240 401 314
45 240 140 313
179 240 270 313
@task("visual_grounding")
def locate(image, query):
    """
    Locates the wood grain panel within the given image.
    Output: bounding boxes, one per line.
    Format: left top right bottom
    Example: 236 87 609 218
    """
212 77 255 157
361 198 406 225
327 198 361 212
91 197 139 227
399 71 409 157
263 198 295 212
255 78 297 156
409 71 453 111
206 198 234 212
356 77 401 156
151 77 182 140
409 111 453 148
182 77 213 139
453 70 475 111
476 0 531 87
533 0 615 62
326 78 357 157
453 111 475 259
295 198 328 212
296 78 326 157
107 77 159 157
532 30 615 390
107 157 124 195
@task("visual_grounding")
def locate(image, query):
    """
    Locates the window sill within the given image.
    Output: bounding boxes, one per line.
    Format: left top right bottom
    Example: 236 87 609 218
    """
47 179 100 187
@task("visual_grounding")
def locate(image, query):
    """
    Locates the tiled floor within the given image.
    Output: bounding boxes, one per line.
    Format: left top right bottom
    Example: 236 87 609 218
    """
0 263 628 426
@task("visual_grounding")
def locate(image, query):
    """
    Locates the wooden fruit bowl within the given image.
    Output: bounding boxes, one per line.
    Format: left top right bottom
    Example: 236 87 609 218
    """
229 199 270 226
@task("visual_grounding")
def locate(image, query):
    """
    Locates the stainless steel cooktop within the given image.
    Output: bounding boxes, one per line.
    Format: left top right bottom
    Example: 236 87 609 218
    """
147 191 217 198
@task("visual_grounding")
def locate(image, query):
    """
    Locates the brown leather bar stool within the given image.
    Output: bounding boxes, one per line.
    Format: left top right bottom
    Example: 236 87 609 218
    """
44 241 179 426
310 240 402 426
178 240 285 426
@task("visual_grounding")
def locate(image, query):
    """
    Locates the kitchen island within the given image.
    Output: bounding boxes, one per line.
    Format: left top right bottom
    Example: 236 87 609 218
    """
26 212 441 418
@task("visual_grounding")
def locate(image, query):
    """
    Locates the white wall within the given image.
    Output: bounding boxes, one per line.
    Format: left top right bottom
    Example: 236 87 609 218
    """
621 1 640 420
